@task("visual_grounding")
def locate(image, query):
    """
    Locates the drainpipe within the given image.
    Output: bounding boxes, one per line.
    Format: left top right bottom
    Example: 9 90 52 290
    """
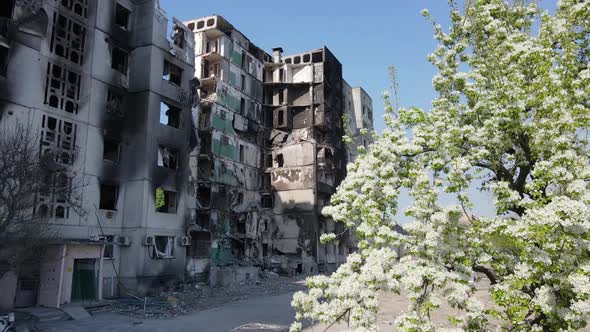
56 244 67 308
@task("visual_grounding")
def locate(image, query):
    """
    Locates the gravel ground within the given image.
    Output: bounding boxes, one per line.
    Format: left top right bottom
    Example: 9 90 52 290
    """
109 274 307 319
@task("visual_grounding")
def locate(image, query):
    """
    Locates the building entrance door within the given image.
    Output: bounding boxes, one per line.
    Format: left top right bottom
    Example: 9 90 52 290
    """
71 259 96 301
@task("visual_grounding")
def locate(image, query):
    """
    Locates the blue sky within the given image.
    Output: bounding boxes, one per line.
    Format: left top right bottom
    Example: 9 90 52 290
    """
160 0 460 132
160 1 557 222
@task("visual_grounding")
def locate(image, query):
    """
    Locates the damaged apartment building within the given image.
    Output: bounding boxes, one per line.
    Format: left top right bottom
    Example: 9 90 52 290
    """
0 0 197 309
185 15 374 281
0 5 373 309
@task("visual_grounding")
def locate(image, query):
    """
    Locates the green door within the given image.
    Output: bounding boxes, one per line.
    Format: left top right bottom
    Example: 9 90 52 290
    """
71 259 96 301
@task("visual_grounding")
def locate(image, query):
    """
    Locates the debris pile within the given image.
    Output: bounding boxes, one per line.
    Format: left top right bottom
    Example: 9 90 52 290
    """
111 274 306 318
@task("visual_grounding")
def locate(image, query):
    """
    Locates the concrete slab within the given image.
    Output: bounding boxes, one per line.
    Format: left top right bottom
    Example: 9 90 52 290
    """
62 305 91 320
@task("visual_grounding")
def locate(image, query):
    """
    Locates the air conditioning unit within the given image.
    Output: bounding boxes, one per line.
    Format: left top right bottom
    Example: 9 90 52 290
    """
89 235 106 242
117 236 131 246
179 236 191 246
143 236 155 246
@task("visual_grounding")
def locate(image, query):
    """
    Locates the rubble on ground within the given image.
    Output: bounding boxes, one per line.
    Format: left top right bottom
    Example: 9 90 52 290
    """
110 274 307 319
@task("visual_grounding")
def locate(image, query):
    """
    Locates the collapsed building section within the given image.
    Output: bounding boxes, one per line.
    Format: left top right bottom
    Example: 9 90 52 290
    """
182 15 375 281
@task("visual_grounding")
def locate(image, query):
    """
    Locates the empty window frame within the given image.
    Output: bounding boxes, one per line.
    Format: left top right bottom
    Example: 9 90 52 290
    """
157 146 179 169
0 46 8 76
44 62 81 113
114 3 130 30
103 137 120 162
111 47 128 74
276 153 284 167
151 236 175 259
163 60 182 86
239 144 244 163
50 13 86 65
155 188 177 213
173 25 184 49
1 0 14 19
277 109 285 126
58 0 88 19
303 54 310 63
261 194 273 208
240 97 245 115
240 74 246 91
99 183 119 210
241 51 246 68
278 89 284 105
160 101 181 128
197 185 211 208
189 231 211 258
103 235 115 259
106 89 124 117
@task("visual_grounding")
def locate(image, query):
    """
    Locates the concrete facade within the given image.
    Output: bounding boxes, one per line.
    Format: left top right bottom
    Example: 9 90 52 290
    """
0 0 195 307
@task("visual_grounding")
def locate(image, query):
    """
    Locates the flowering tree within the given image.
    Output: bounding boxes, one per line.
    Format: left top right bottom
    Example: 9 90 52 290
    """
291 0 590 331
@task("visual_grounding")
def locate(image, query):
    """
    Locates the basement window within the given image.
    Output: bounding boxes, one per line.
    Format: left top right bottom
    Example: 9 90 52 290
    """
163 60 182 86
99 184 119 210
160 101 181 128
155 188 177 213
103 137 120 162
111 47 128 74
276 153 284 167
151 236 175 259
115 3 130 30
158 146 178 169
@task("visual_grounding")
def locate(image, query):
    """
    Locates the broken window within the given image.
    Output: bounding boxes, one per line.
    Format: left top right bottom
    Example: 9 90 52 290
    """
239 144 245 163
50 13 86 65
160 101 181 128
163 60 182 86
240 97 245 115
241 51 246 68
279 68 285 83
265 153 272 168
151 236 175 259
106 89 124 117
197 185 211 208
263 172 271 189
261 194 273 208
99 183 119 210
103 137 120 162
240 74 246 91
111 47 128 74
189 231 211 258
262 243 268 257
276 153 284 167
157 146 178 169
155 188 177 213
1 0 14 19
103 235 115 259
115 3 130 30
44 63 81 113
